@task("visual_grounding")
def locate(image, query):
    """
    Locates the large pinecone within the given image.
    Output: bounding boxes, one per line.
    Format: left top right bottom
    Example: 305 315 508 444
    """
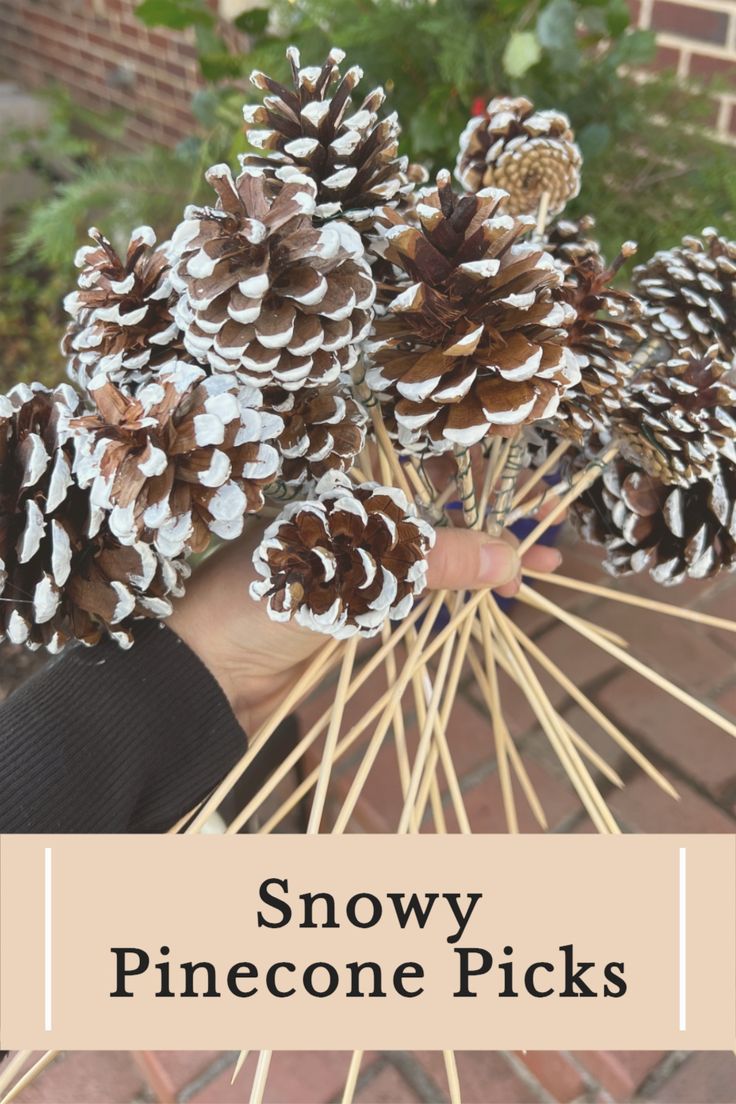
242 46 408 233
0 383 187 651
71 363 283 557
455 96 581 218
366 173 579 452
63 226 181 391
267 381 366 487
572 453 736 585
550 240 644 442
613 345 736 487
632 228 736 361
250 471 435 637
170 165 375 389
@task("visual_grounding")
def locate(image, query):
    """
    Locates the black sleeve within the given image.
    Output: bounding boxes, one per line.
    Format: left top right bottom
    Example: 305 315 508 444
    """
0 621 246 833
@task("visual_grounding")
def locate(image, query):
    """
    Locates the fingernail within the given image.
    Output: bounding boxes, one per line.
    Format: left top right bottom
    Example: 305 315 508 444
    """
548 549 563 569
479 541 519 586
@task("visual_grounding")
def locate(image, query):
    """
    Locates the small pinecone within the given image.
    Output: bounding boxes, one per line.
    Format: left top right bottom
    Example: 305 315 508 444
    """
551 241 644 442
63 226 181 391
613 345 736 487
250 470 435 637
242 46 408 234
455 96 581 217
0 383 187 652
572 454 736 585
366 172 579 452
170 165 375 388
72 363 283 557
266 381 366 487
544 215 601 268
632 228 736 361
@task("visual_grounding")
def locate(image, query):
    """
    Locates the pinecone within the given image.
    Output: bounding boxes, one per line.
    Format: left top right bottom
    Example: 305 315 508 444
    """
572 453 736 585
631 228 736 361
455 96 582 218
613 345 736 487
266 381 366 487
62 226 181 391
544 215 601 268
366 172 579 452
242 46 408 234
250 470 435 637
0 383 187 652
550 241 644 442
170 165 375 389
71 363 283 557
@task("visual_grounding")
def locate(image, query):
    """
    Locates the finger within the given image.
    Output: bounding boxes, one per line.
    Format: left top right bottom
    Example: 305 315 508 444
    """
522 543 563 574
426 528 519 591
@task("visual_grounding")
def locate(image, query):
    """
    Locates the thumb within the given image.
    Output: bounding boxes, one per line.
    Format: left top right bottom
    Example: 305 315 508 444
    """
426 528 520 591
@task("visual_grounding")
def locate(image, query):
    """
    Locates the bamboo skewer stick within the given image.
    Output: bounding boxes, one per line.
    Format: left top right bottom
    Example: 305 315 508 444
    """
535 189 551 237
480 595 518 832
186 639 340 833
249 1050 272 1104
420 669 450 834
492 606 620 834
231 1051 250 1085
0 1052 58 1104
385 625 412 803
524 568 736 633
504 616 678 799
520 582 736 742
308 637 359 833
517 444 618 556
0 1053 32 1098
454 446 478 527
444 1051 462 1104
510 441 571 509
487 435 524 536
342 1051 363 1104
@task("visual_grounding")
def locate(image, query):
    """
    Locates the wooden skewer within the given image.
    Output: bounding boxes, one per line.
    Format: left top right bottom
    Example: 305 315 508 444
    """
444 1051 462 1104
480 595 518 832
454 446 479 527
466 641 548 830
504 614 678 799
0 1052 58 1104
521 582 736 742
249 1050 272 1104
0 1053 32 1097
535 189 552 237
562 718 625 789
520 586 629 649
342 1051 363 1104
517 445 618 556
308 637 359 833
510 441 571 509
524 568 736 634
231 1051 249 1085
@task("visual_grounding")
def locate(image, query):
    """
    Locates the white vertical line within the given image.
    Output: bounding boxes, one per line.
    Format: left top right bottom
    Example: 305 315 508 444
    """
44 847 52 1033
678 846 686 1033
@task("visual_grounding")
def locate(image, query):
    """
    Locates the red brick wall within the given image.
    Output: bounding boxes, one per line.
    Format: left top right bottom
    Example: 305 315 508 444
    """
0 0 202 146
632 0 736 142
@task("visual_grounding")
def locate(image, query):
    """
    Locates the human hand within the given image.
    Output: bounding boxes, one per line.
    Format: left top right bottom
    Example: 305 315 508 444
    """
167 515 561 735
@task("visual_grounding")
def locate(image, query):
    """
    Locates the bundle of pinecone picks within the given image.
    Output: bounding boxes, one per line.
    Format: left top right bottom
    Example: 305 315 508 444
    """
2 46 736 657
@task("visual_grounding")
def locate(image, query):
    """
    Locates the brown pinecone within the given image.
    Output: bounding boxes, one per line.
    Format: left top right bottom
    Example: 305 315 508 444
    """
170 165 375 389
0 383 187 652
572 453 736 585
366 172 579 452
613 345 736 487
242 46 409 234
544 215 601 268
455 96 581 217
250 471 435 637
63 226 181 391
631 228 736 361
266 381 366 487
550 240 644 442
71 363 283 557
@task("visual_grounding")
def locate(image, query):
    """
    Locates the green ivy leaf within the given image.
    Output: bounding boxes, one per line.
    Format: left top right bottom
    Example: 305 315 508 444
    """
233 8 269 34
577 121 612 157
605 0 631 36
502 31 542 78
609 28 656 66
135 0 213 30
537 0 581 72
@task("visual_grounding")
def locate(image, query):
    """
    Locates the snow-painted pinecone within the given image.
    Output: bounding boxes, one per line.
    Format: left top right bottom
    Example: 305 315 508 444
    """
550 241 644 442
250 470 435 637
266 381 366 487
242 46 409 235
62 226 181 391
71 363 283 557
455 96 581 218
632 228 736 362
613 345 736 487
170 165 375 389
544 215 601 268
572 453 736 585
366 172 579 452
0 383 187 652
